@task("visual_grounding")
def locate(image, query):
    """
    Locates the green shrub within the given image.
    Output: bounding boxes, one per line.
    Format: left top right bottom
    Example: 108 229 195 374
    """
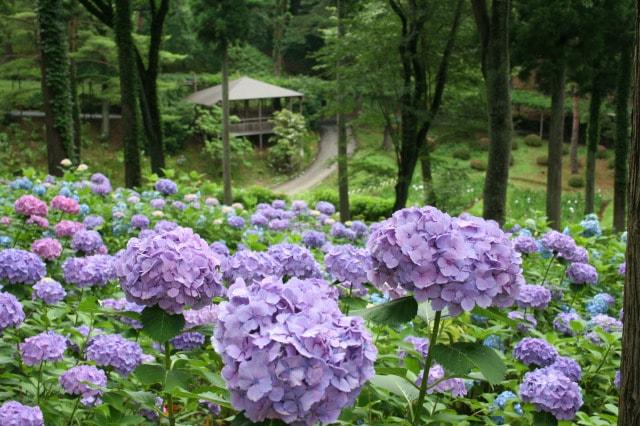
213 186 287 209
268 109 309 174
511 140 519 151
536 155 548 166
306 189 393 221
351 154 396 177
469 159 487 171
568 175 585 188
596 145 608 159
524 134 543 147
452 147 471 160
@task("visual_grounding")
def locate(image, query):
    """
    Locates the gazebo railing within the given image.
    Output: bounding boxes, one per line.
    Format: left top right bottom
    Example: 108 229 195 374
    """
230 117 274 136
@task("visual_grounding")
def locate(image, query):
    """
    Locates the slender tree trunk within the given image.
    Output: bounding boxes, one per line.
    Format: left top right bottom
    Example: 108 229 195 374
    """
37 0 74 175
382 123 393 150
619 4 640 422
100 84 110 140
614 40 632 232
570 90 580 174
419 141 435 206
337 0 349 221
68 7 81 163
585 83 602 214
273 0 288 77
474 0 513 225
546 63 566 229
114 0 141 188
221 46 232 205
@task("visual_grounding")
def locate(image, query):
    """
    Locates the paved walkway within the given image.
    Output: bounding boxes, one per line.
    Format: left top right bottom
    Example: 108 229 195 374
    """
273 125 355 195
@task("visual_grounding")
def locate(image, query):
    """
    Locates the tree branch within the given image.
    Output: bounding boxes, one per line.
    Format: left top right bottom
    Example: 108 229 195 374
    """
471 0 489 74
78 0 114 27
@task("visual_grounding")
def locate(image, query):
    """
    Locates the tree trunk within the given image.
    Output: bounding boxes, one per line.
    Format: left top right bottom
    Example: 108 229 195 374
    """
100 84 110 140
273 0 288 77
585 83 602 215
337 0 349 221
474 0 513 225
546 63 566 229
570 90 580 174
37 0 74 176
68 7 81 163
221 46 233 205
114 0 141 188
419 141 436 206
382 123 393 150
614 39 632 232
619 4 640 422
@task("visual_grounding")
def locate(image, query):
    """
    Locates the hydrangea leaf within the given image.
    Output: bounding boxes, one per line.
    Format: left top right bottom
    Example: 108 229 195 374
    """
533 411 558 425
471 306 519 328
369 374 419 401
165 367 191 393
140 306 185 343
77 295 99 313
353 296 418 325
134 364 165 386
431 342 506 385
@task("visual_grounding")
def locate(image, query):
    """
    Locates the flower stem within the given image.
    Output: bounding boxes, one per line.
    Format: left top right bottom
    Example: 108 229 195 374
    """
413 310 442 425
344 282 354 315
165 341 175 426
540 254 556 285
36 361 43 404
67 397 80 425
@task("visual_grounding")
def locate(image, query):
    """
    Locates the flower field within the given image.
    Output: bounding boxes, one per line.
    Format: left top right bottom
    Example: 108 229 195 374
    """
0 168 624 425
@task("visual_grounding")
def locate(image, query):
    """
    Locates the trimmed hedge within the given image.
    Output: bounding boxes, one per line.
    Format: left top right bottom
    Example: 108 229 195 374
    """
306 188 394 221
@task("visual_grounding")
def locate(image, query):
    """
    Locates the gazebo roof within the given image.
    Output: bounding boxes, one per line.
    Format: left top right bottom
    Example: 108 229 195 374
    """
185 76 304 106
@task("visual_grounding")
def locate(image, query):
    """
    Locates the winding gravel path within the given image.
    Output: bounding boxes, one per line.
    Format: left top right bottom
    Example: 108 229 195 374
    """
273 125 355 195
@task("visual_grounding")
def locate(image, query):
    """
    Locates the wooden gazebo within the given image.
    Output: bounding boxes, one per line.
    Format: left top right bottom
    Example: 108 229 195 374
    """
185 76 304 147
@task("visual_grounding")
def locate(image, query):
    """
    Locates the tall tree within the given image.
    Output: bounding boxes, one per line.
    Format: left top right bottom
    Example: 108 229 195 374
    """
569 87 580 174
67 0 82 163
619 2 640 421
584 69 603 214
37 0 74 175
194 0 253 205
272 0 289 76
388 0 464 211
114 0 141 187
472 0 513 225
336 0 349 221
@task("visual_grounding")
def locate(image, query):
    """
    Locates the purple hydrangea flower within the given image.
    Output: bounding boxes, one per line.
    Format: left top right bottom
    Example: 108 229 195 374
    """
268 219 289 231
350 221 368 238
184 305 219 329
401 336 430 358
548 356 582 382
131 214 150 229
59 365 107 406
618 263 626 276
199 400 221 416
553 312 582 336
415 364 467 397
508 311 538 333
62 255 116 288
14 195 48 217
331 222 356 240
566 263 598 285
155 220 178 233
519 367 583 420
71 230 104 255
513 338 558 367
227 215 245 229
615 371 621 389
0 291 25 332
32 278 66 304
89 173 112 195
540 231 579 261
367 208 524 316
55 220 85 238
86 334 143 376
215 276 376 425
271 200 286 209
150 198 166 209
210 241 230 258
251 212 268 227
100 298 144 329
20 331 67 365
315 201 336 215
291 200 308 212
83 215 104 230
116 226 225 314
267 243 322 279
0 401 43 426
155 178 178 195
516 284 552 309
324 244 372 296
222 250 281 284
31 238 63 261
0 249 46 284
26 215 48 229
513 235 538 254
170 331 205 351
588 314 622 332
302 230 326 249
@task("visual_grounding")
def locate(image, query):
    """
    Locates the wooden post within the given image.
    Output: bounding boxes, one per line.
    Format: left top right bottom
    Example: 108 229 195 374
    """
539 111 544 139
259 99 263 149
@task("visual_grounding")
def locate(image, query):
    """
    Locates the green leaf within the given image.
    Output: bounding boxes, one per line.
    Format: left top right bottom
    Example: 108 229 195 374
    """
134 364 165 386
369 374 419 401
140 306 185 343
430 342 506 385
533 411 558 426
78 295 99 313
165 367 191 392
353 296 418 326
471 307 519 328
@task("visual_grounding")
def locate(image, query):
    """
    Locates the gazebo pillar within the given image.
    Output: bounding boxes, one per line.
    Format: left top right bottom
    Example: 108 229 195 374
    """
258 99 263 150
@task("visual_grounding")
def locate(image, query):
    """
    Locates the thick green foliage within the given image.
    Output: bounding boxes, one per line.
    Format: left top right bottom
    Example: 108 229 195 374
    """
268 109 309 174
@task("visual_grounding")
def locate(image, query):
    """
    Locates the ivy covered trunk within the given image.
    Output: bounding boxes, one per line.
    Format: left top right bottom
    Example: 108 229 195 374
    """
614 40 632 232
337 0 350 222
37 0 74 176
68 6 81 164
114 0 141 188
570 90 580 174
584 80 602 215
619 4 640 422
546 63 566 230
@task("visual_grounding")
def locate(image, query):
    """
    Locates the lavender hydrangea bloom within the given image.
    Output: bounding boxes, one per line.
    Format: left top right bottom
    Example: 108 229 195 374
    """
0 401 43 426
55 220 85 238
210 241 230 258
0 249 46 284
31 238 63 261
324 244 372 296
367 207 524 316
585 293 615 317
315 201 336 215
0 291 25 332
199 400 221 416
615 371 621 389
566 263 598 285
268 243 322 279
155 220 178 233
100 298 145 329
59 365 107 406
415 364 467 397
402 336 430 358
86 334 143 376
519 367 583 420
62 255 116 288
508 311 538 333
223 250 282 284
350 221 368 238
516 284 552 309
553 312 582 336
251 212 268 227
291 200 308 212
215 276 376 425
184 305 219 329
83 215 104 230
89 173 112 195
116 226 225 314
302 230 326 249
619 262 626 276
540 231 579 261
170 331 205 351
32 278 66 304
131 214 150 229
513 338 558 367
588 314 622 332
155 178 178 195
331 222 356 240
268 219 289 231
549 356 582 382
227 215 245 229
513 235 538 254
71 230 104 255
20 331 67 365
